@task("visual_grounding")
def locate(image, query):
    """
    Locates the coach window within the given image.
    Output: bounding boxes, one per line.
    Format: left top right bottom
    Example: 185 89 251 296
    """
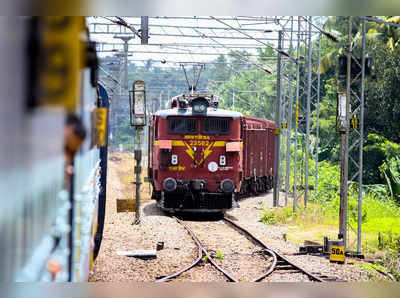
168 117 197 135
201 118 231 135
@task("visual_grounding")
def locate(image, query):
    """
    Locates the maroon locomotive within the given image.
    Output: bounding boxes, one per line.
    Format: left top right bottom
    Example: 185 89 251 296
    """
148 93 275 212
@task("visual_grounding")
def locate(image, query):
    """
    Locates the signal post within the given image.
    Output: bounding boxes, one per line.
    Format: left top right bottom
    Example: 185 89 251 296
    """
130 80 147 225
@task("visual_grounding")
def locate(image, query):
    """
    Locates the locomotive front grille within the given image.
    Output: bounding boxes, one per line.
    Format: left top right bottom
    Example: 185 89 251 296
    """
163 192 232 210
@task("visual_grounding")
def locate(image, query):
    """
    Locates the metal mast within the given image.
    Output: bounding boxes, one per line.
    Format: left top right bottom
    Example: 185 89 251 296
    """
273 30 283 207
356 17 366 254
293 17 302 212
284 17 295 206
314 22 322 194
339 16 353 247
304 16 313 208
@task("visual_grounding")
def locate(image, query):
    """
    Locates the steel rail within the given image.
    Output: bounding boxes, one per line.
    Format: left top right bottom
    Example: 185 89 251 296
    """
251 249 277 282
220 217 278 282
155 217 203 282
156 216 238 282
173 217 276 282
158 216 323 282
222 217 325 282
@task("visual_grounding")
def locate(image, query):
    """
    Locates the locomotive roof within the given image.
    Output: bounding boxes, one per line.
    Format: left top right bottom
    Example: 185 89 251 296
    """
155 107 243 119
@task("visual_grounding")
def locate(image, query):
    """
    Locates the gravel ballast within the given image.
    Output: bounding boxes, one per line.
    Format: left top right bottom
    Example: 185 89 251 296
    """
89 155 371 282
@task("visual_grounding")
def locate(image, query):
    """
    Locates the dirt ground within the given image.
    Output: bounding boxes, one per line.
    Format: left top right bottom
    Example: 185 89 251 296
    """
109 152 152 202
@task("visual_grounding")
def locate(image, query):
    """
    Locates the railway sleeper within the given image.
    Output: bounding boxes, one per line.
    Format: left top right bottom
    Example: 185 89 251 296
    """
273 270 303 274
316 274 347 282
275 265 300 271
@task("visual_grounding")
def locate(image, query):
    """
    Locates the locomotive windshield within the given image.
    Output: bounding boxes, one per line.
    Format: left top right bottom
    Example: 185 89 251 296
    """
168 117 197 134
201 118 231 135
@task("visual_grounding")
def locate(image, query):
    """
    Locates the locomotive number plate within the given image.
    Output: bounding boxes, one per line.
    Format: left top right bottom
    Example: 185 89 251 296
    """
188 140 210 146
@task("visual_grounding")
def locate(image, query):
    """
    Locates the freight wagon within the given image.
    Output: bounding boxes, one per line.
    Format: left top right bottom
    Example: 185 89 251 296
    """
240 116 275 196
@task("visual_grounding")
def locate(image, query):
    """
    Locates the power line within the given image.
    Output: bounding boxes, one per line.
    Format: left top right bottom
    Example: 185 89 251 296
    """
90 21 274 33
192 27 273 74
210 16 294 61
95 41 271 49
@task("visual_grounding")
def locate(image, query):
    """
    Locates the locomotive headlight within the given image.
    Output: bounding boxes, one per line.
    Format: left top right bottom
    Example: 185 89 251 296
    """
193 103 206 113
171 154 178 165
220 179 234 193
219 155 226 166
163 178 177 192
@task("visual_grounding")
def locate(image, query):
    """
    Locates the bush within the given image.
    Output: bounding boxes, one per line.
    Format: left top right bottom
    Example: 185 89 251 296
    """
259 211 277 224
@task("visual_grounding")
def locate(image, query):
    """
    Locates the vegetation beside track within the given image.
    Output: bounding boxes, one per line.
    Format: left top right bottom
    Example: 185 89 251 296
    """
260 157 400 280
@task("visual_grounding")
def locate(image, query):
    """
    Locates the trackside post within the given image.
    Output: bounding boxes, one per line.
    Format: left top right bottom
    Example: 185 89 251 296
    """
129 80 147 224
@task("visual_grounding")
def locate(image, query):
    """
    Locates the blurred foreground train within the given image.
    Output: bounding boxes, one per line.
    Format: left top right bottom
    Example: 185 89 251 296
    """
148 93 275 213
0 17 108 281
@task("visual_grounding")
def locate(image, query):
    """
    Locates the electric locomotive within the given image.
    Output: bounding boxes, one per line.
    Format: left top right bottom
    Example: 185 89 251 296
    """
148 93 275 213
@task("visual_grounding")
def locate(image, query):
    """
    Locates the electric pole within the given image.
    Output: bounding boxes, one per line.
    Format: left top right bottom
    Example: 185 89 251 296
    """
304 17 313 208
113 35 133 90
273 30 283 207
339 16 353 248
293 17 301 213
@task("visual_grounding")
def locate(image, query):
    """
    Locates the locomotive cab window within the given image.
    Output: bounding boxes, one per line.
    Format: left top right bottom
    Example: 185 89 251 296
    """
201 118 231 135
168 117 197 134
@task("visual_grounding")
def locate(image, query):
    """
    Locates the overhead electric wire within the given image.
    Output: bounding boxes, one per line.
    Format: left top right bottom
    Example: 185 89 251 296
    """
209 83 253 109
151 16 269 22
210 16 294 61
97 47 262 58
299 16 338 42
192 28 273 74
89 21 270 33
98 65 120 85
208 79 270 111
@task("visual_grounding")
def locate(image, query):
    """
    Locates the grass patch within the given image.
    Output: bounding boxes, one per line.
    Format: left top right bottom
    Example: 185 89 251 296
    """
261 196 400 280
260 195 400 253
216 251 224 260
261 158 400 280
353 263 387 280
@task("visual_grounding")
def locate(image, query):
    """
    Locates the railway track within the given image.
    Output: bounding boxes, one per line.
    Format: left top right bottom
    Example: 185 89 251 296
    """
156 216 338 282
